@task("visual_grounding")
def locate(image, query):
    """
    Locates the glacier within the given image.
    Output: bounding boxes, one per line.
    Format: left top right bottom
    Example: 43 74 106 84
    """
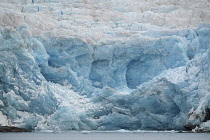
0 0 210 131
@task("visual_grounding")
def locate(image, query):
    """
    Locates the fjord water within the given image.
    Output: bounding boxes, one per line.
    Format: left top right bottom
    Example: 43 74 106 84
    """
0 132 210 140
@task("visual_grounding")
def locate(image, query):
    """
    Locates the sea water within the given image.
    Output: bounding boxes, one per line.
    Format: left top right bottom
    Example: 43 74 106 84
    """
0 131 209 140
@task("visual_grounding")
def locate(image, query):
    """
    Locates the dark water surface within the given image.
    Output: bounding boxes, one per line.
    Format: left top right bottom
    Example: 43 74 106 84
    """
0 131 209 140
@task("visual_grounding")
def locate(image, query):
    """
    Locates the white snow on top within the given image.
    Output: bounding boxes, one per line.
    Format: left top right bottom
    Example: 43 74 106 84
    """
0 0 209 45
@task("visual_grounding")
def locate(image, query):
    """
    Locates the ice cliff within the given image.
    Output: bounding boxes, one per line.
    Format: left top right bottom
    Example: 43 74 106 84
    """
0 0 210 131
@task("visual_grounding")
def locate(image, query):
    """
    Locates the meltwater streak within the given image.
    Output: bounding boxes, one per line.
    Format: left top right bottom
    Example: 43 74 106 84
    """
0 131 210 140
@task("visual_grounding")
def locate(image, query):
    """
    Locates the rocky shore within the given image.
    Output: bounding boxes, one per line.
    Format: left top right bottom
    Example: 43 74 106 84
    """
0 126 31 133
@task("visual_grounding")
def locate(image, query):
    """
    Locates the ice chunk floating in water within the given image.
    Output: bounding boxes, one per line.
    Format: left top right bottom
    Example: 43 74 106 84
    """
0 0 210 131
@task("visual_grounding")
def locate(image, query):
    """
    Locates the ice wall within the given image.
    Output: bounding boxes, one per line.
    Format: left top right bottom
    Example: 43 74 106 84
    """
0 0 210 131
209 49 210 80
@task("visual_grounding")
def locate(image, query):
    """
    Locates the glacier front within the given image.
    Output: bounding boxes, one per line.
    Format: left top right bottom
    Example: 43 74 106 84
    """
0 0 210 131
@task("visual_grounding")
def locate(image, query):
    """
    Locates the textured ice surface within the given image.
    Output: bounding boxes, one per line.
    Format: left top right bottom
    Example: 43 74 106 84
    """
0 0 210 131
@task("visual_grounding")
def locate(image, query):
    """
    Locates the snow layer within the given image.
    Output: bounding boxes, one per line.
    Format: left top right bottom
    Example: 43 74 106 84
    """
0 0 210 131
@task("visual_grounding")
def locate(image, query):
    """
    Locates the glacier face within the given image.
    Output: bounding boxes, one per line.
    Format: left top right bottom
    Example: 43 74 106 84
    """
0 0 210 131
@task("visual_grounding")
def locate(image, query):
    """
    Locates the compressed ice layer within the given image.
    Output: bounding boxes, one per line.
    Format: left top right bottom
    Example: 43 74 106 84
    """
0 0 210 131
0 25 209 131
36 34 189 90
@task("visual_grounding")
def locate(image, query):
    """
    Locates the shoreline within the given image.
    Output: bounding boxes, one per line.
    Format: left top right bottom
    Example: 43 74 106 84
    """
0 126 31 133
0 126 210 133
